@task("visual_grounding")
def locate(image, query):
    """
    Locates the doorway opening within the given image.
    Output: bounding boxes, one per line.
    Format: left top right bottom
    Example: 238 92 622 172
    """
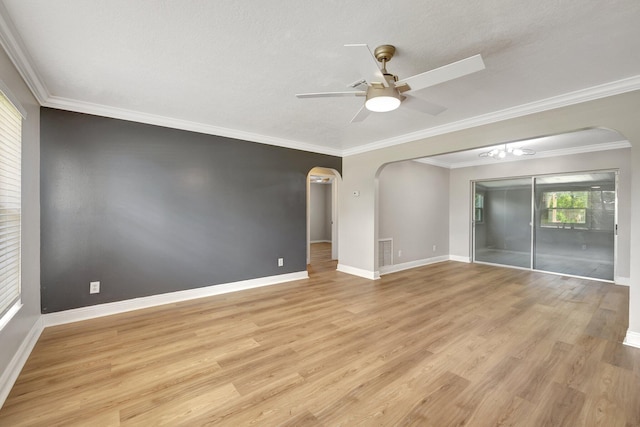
307 167 341 270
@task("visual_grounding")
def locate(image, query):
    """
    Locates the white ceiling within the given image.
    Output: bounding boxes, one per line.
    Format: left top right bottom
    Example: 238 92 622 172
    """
0 1 639 156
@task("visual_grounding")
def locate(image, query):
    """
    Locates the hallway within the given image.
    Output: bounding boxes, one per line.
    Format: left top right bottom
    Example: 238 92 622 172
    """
308 242 337 274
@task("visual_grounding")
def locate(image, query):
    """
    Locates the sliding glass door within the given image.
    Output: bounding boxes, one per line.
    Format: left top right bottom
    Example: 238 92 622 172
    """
473 171 616 281
533 172 616 280
473 178 532 269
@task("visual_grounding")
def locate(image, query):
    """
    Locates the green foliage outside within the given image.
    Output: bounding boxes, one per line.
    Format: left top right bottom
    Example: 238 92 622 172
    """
543 191 588 224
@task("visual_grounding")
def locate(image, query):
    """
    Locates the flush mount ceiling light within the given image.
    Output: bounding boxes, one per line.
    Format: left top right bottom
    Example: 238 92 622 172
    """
479 144 535 160
310 175 332 183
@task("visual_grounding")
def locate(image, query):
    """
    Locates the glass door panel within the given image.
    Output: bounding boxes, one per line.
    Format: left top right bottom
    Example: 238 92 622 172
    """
533 172 616 280
474 178 532 268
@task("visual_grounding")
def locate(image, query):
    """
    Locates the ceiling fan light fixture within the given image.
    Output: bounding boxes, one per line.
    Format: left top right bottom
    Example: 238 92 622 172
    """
365 86 401 112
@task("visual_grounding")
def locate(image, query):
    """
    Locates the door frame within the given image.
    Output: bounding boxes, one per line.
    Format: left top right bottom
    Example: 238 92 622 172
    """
307 167 341 264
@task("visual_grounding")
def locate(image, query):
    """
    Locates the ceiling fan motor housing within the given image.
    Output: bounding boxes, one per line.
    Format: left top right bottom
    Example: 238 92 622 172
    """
373 45 396 63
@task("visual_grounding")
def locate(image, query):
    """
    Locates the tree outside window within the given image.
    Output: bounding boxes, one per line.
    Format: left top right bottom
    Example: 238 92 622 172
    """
541 190 614 230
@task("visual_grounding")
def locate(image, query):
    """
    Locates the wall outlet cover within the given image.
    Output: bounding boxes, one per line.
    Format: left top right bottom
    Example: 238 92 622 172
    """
90 281 100 294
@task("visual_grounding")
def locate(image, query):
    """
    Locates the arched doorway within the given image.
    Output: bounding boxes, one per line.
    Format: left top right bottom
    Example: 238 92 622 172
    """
307 167 341 266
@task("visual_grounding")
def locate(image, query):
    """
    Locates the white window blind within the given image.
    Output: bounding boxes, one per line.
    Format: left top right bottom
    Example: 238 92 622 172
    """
0 89 21 322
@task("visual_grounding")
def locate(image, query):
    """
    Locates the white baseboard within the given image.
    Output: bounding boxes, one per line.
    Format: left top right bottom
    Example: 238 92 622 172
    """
379 256 449 276
336 264 379 280
614 276 630 286
623 330 640 349
0 317 44 409
310 240 331 244
449 255 471 263
44 271 309 327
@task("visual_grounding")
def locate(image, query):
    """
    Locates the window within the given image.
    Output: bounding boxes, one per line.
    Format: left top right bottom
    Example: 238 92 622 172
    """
541 189 615 230
542 191 587 226
474 193 484 223
0 89 22 328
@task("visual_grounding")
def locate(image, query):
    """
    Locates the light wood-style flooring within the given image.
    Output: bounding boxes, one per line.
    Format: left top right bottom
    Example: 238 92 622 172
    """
1 242 638 426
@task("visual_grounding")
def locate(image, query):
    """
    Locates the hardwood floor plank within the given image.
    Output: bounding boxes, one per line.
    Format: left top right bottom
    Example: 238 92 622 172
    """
531 381 586 426
515 340 573 404
468 394 535 427
311 345 436 425
577 362 629 427
277 410 323 427
1 244 638 426
431 355 523 426
186 371 306 425
119 382 239 426
397 371 471 426
554 334 609 394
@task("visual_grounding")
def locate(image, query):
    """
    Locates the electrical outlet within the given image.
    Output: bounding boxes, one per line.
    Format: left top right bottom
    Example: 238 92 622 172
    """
433 245 437 252
398 250 402 257
90 281 100 294
278 258 284 267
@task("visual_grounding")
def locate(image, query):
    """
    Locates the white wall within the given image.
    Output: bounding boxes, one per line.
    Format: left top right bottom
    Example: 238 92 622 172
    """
448 148 631 279
0 46 41 402
310 182 331 242
338 91 640 341
378 160 449 265
324 183 332 240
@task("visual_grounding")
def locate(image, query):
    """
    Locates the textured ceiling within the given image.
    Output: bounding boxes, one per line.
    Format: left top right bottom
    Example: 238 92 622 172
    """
1 0 639 156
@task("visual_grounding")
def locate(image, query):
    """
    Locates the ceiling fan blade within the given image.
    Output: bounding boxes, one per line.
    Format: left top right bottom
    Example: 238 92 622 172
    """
350 105 370 123
397 54 485 92
344 44 389 87
296 91 366 98
403 95 447 116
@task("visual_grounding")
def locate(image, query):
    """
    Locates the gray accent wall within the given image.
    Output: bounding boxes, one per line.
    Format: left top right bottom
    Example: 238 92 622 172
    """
40 108 341 313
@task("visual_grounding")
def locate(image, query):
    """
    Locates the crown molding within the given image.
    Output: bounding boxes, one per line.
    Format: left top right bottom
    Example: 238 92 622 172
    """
343 75 640 157
0 8 342 157
42 76 639 159
43 96 343 156
1 4 638 159
0 3 49 104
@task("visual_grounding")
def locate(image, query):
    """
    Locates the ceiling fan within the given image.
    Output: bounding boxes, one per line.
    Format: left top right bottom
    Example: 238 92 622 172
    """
296 44 485 123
